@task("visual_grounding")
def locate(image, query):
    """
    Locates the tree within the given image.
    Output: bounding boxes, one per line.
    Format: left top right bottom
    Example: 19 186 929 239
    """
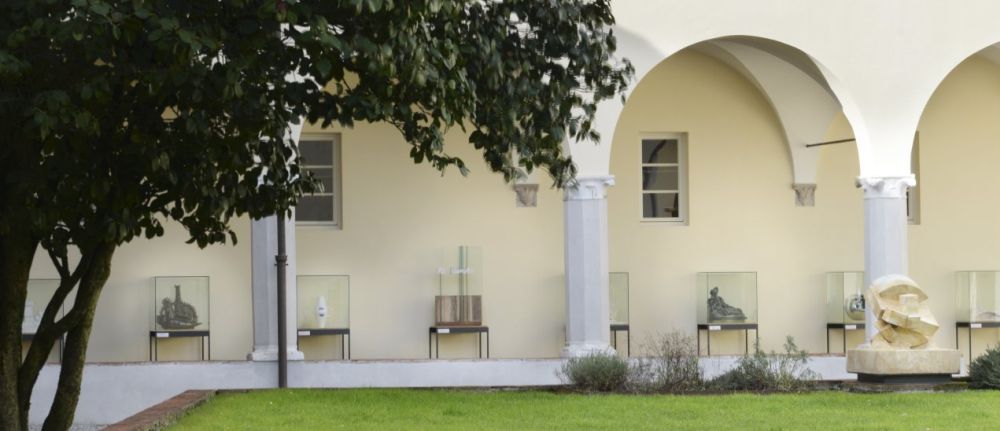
0 1 632 429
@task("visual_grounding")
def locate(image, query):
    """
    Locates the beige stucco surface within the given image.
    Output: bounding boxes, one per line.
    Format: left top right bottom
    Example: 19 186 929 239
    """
24 48 1000 362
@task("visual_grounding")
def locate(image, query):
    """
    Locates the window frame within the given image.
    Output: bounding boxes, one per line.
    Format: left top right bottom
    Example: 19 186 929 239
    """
639 132 689 224
907 132 920 225
296 133 343 228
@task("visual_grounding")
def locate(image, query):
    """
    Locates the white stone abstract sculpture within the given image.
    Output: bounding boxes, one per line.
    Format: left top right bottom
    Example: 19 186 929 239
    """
316 296 328 328
847 275 960 382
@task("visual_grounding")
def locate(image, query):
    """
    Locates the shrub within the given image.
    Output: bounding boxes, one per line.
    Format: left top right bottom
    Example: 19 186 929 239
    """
628 331 704 393
969 344 1000 389
708 336 818 392
560 352 629 392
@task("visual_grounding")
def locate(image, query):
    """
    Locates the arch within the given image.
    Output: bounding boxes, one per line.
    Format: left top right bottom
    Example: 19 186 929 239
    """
571 31 865 200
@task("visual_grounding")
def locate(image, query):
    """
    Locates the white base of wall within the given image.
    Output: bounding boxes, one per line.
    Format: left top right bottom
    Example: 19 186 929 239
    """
30 356 965 428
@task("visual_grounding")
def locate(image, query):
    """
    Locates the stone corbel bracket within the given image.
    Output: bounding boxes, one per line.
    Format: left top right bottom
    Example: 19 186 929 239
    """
792 183 816 207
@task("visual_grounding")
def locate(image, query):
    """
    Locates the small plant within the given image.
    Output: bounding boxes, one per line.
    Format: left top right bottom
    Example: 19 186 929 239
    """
628 331 704 393
708 336 818 392
969 345 1000 389
560 352 629 392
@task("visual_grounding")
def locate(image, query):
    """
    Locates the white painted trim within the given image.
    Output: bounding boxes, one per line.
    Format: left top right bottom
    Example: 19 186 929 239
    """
638 132 689 224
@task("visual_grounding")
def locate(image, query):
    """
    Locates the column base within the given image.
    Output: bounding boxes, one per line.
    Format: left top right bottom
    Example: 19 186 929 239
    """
247 346 305 361
561 342 615 358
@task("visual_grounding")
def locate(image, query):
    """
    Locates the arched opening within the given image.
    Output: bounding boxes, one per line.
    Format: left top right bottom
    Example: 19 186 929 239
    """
603 36 867 355
910 43 1000 359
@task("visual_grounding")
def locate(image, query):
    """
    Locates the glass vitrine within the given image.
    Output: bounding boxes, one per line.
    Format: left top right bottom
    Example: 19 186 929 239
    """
152 276 210 332
610 272 629 325
297 275 350 329
956 271 1000 323
435 246 483 326
826 272 866 324
697 272 757 324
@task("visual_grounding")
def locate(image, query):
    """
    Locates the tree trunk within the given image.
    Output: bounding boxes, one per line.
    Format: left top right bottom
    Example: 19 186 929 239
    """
41 243 115 431
0 231 38 431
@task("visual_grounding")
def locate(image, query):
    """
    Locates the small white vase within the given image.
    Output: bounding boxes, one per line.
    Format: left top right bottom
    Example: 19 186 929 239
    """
316 296 328 328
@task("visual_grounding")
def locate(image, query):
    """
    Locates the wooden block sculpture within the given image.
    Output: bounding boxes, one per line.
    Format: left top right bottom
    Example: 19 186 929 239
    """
867 275 939 349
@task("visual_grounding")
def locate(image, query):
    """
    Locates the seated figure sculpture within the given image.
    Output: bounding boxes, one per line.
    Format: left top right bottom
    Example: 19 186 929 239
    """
708 286 747 322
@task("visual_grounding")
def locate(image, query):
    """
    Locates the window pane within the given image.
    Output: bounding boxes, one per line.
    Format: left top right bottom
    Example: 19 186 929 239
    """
643 193 681 218
307 168 334 193
296 195 335 222
299 140 333 165
641 139 678 164
642 166 679 191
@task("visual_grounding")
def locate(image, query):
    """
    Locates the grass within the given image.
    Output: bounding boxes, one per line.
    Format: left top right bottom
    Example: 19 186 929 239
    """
169 388 1000 430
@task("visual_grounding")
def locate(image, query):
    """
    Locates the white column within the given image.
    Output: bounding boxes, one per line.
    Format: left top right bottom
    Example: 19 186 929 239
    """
562 175 616 357
856 176 915 341
247 213 304 361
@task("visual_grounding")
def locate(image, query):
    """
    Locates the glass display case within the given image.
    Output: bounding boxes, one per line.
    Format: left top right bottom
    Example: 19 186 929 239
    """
435 246 483 326
23 279 61 335
152 276 209 332
696 272 757 324
826 272 866 324
297 275 350 329
956 271 1000 323
610 272 629 325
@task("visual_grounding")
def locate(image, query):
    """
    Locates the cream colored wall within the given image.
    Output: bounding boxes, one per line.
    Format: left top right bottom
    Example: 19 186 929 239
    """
23 48 1000 363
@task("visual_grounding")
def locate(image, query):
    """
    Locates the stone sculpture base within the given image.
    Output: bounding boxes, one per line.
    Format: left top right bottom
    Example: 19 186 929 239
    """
847 347 960 384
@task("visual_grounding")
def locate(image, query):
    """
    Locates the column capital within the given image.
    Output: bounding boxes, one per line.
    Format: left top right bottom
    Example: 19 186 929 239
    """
855 175 915 199
565 175 615 201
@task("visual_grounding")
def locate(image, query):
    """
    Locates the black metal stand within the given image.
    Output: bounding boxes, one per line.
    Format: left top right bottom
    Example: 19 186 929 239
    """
956 321 1000 360
610 323 630 357
22 333 64 363
297 328 351 360
429 326 489 359
149 331 210 361
696 323 758 356
826 322 865 354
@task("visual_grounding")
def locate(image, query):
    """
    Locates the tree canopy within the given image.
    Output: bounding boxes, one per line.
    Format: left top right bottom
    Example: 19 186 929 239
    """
0 1 631 429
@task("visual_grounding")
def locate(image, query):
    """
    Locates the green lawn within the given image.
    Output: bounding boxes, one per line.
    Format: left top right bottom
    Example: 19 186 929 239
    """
169 388 1000 430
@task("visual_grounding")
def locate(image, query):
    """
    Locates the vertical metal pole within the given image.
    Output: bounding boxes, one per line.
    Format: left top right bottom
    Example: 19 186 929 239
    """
277 213 288 388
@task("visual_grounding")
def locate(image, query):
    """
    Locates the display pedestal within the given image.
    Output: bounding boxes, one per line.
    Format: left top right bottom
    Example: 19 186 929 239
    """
149 331 211 362
429 326 489 359
826 323 865 354
297 328 350 360
956 321 1000 361
847 347 960 384
696 323 758 356
610 324 630 357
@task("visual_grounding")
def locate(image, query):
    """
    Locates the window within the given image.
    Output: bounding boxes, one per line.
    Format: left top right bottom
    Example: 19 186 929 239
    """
641 134 687 221
296 135 342 226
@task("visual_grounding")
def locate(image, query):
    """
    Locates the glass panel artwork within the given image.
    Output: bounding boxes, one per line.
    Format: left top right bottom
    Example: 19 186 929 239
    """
956 271 1000 323
436 246 484 325
697 272 757 325
826 272 866 324
297 275 350 329
152 277 210 332
610 273 629 325
23 279 61 335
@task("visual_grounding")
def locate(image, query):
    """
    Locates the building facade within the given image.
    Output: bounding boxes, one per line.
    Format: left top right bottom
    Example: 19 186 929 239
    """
23 1 1000 423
